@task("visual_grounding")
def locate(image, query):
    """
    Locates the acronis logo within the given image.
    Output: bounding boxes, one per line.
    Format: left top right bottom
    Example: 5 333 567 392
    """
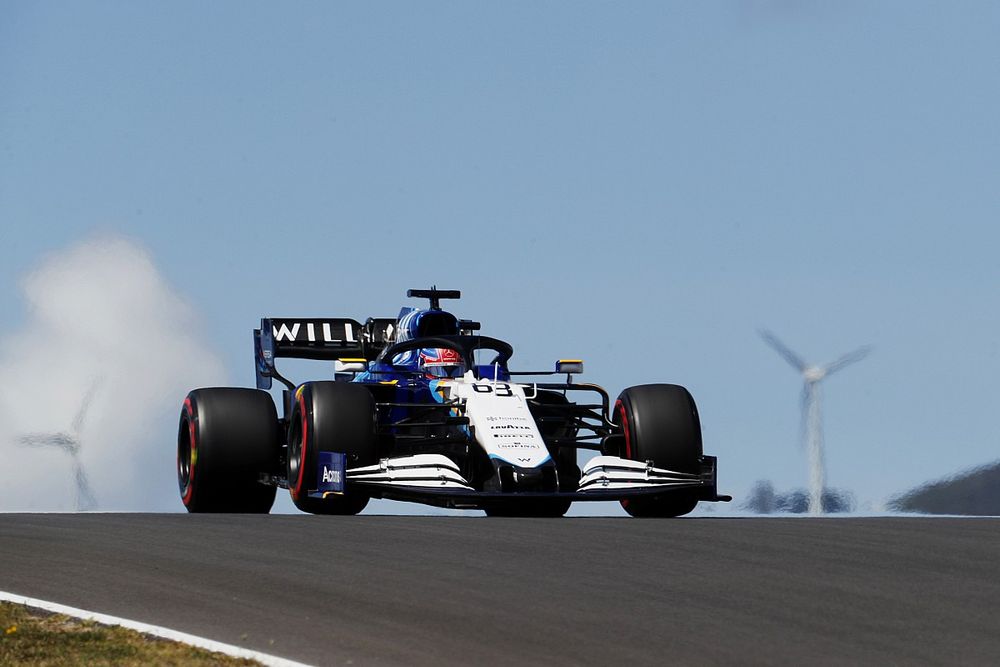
317 451 346 493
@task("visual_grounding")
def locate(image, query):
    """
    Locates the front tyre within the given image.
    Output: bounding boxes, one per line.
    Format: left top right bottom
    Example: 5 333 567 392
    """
288 382 376 515
615 384 702 518
178 388 279 513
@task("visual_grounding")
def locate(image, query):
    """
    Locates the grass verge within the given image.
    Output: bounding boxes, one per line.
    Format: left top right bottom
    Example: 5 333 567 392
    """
0 601 261 666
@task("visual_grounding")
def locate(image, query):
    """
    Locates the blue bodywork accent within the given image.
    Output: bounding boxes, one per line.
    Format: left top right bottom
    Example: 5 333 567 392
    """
392 308 461 367
318 451 346 493
473 364 511 382
254 330 272 390
428 379 446 402
347 306 515 444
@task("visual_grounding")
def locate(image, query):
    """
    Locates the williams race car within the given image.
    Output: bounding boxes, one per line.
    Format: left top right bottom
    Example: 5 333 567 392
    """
177 288 730 517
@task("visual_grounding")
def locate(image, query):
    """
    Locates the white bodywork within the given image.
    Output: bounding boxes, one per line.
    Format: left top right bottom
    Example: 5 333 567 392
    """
344 373 703 495
447 375 551 468
577 456 703 492
348 454 473 489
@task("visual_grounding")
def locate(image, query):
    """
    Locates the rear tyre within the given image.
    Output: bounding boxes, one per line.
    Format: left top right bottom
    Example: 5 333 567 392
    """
288 381 376 515
178 388 279 513
614 384 702 518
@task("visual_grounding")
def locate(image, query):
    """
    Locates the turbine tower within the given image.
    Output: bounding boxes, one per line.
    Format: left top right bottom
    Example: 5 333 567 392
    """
760 331 870 515
18 380 102 511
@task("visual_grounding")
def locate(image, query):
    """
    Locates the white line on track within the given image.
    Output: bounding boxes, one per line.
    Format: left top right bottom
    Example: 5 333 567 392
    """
0 590 314 667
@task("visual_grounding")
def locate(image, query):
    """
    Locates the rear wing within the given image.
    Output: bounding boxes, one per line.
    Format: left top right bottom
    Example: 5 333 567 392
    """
255 317 396 390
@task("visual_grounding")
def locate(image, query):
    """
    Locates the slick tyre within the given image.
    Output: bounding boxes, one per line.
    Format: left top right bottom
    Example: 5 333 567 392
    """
288 382 376 515
178 388 279 513
614 384 702 518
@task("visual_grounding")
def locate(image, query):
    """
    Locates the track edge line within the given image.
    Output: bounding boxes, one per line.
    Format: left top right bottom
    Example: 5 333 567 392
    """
0 590 314 667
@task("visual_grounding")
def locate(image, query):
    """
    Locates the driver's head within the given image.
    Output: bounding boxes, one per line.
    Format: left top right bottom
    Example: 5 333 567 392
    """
419 347 465 378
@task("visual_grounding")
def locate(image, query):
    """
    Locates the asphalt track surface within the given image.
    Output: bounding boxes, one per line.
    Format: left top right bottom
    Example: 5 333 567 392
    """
1 515 999 666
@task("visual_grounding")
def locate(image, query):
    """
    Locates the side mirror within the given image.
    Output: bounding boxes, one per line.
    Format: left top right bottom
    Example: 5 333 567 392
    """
555 359 583 375
459 319 481 333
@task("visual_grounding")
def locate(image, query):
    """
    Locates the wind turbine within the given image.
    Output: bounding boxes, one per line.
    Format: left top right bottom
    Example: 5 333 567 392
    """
18 379 102 511
760 331 871 515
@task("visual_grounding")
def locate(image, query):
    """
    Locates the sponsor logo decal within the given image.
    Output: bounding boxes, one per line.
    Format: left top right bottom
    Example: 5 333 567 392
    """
318 451 346 493
271 320 359 344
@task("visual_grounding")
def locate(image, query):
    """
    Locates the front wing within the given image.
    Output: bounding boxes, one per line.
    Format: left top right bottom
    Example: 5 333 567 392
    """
308 453 730 510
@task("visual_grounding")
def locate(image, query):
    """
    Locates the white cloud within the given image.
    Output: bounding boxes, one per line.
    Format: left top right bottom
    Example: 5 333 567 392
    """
0 236 227 511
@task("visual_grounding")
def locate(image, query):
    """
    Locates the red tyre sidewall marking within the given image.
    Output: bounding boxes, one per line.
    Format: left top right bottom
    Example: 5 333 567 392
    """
615 400 632 459
181 397 197 506
615 399 633 511
292 392 309 501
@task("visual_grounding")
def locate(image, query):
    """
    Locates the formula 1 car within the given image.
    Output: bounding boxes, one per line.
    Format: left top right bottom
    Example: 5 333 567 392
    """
177 288 730 517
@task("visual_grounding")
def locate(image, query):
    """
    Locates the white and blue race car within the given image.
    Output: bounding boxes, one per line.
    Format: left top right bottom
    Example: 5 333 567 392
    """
177 288 730 517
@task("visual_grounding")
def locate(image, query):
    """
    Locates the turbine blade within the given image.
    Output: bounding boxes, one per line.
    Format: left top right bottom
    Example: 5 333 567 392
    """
760 329 808 372
824 345 872 376
19 434 57 447
72 377 104 435
18 433 74 450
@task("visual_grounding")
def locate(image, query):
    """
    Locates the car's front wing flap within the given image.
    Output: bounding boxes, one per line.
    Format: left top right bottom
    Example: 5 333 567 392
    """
307 453 730 508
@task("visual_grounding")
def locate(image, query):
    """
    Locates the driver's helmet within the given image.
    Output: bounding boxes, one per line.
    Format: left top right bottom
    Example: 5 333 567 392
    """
419 347 465 378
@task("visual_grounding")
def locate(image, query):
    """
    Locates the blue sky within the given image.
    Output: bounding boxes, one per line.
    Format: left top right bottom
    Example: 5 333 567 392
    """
2 2 999 512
